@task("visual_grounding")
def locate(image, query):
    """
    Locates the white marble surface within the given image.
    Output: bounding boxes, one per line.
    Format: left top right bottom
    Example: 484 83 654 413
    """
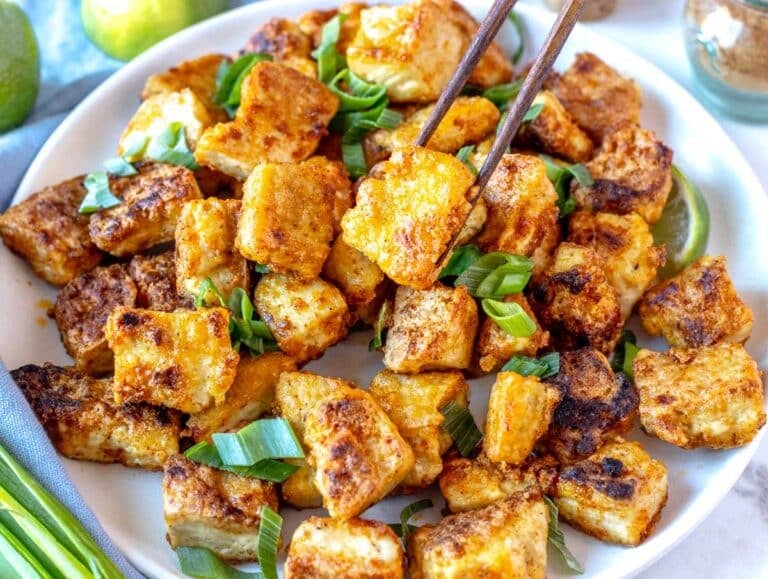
519 0 768 577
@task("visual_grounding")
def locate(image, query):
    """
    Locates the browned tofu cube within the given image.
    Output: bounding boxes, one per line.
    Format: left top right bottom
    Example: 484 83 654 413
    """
0 176 102 286
105 307 239 413
128 250 192 312
384 284 478 374
89 163 202 257
244 18 316 77
163 454 279 561
322 236 385 307
638 255 754 347
633 343 766 449
542 348 639 463
530 242 623 355
554 439 668 546
281 460 322 509
13 364 181 470
285 516 405 579
193 166 243 199
53 264 137 376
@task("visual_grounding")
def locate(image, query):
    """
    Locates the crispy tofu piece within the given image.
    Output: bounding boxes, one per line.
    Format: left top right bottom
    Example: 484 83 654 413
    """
128 250 192 312
409 490 548 579
384 284 478 373
244 18 316 77
638 255 754 347
185 352 297 442
255 273 350 364
163 454 278 562
554 439 668 546
568 211 666 320
341 146 474 289
195 62 338 179
53 264 137 376
530 242 623 354
193 166 243 199
236 158 349 279
633 344 766 449
13 364 181 470
298 3 366 52
369 370 469 490
454 199 487 247
547 52 642 144
285 516 405 579
281 459 323 508
0 176 102 286
322 236 385 306
175 198 249 301
542 348 639 463
105 307 239 413
573 124 673 224
485 372 560 465
89 163 202 257
476 154 560 274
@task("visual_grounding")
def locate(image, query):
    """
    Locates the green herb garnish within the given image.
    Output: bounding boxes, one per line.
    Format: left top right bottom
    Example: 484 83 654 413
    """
78 172 121 214
482 298 537 337
253 263 270 274
508 10 525 65
257 507 282 579
523 102 545 122
212 418 304 467
184 441 299 483
214 53 273 117
455 145 478 175
145 122 199 170
482 80 523 109
439 244 483 279
454 252 533 298
368 299 390 351
611 330 640 379
311 14 348 83
390 499 433 546
540 154 593 217
544 496 585 574
440 402 482 457
502 353 560 378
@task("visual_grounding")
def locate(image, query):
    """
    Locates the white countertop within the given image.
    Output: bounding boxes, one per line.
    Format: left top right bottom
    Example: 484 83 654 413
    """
519 1 768 577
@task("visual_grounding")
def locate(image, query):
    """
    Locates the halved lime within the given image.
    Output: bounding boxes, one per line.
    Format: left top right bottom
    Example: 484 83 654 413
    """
0 1 39 133
651 165 710 279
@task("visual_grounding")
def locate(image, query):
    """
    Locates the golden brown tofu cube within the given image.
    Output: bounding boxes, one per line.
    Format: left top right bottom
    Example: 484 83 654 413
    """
384 284 478 374
633 344 766 449
298 3 365 52
175 198 249 301
554 439 668 546
163 454 279 562
254 273 350 365
476 154 560 274
244 18 316 77
236 158 349 280
573 123 673 224
547 52 642 144
568 211 666 320
195 62 338 179
105 307 239 413
0 176 103 286
193 165 243 199
530 242 623 355
53 264 137 376
409 490 548 579
322 236 385 307
485 372 560 465
89 163 202 257
13 364 181 470
281 459 323 509
638 255 754 348
285 516 405 579
128 250 192 312
185 352 297 442
542 348 639 463
369 369 469 490
342 146 474 289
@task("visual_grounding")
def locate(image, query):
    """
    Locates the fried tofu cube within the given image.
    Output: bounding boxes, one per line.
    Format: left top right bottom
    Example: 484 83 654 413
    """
384 284 478 373
0 176 102 286
568 211 666 320
105 307 239 413
175 198 249 301
530 242 623 355
163 454 279 561
542 348 638 463
547 52 642 144
285 516 405 579
244 18 316 77
53 264 137 376
369 370 469 490
89 163 202 257
409 490 548 579
633 343 766 449
298 3 366 52
322 236 385 306
638 255 754 347
573 123 673 224
255 273 349 364
185 352 297 442
342 146 474 289
554 439 668 546
13 364 181 470
193 165 243 199
236 158 349 279
195 62 338 179
128 250 192 312
281 460 323 508
476 154 560 274
485 372 561 465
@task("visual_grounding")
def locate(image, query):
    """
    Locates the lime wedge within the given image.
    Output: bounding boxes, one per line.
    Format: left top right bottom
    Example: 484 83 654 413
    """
651 165 710 279
0 1 39 133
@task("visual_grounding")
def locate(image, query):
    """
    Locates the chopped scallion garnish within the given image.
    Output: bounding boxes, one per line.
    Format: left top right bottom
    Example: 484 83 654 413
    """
103 155 137 177
391 499 433 545
439 244 483 279
253 263 270 274
177 546 262 578
540 154 593 217
78 172 121 214
145 122 199 170
257 507 282 579
440 402 482 457
184 441 299 483
482 80 523 109
311 14 348 83
368 299 390 351
329 69 387 112
215 53 273 117
544 496 585 574
455 145 478 175
502 352 560 378
341 141 367 179
482 298 537 337
212 418 304 467
508 11 525 65
454 252 533 298
524 102 545 122
611 330 640 379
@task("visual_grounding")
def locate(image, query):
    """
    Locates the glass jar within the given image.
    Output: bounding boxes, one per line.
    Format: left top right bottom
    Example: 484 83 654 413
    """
684 0 768 122
543 0 617 21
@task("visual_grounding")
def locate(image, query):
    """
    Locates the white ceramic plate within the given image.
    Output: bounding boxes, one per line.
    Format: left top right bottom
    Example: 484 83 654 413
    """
2 1 766 577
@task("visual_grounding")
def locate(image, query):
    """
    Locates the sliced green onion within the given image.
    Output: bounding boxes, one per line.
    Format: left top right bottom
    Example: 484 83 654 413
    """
342 142 367 178
120 134 150 162
329 69 387 112
214 53 273 117
439 244 483 278
257 507 282 579
508 11 525 65
540 154 593 218
544 496 585 574
103 156 137 177
177 546 262 578
0 518 54 579
372 108 403 130
456 145 478 176
502 352 560 378
212 418 304 467
482 80 523 109
195 278 226 307
146 122 199 170
226 54 272 109
184 442 299 483
312 14 348 83
460 85 484 96
475 264 531 298
368 299 390 351
611 330 640 379
455 252 533 298
482 298 537 337
253 263 270 274
78 172 121 214
524 102 545 122
394 499 433 545
440 402 482 457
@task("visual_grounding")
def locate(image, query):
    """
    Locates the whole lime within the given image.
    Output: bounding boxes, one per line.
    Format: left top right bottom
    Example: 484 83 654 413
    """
0 1 40 133
81 0 228 62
